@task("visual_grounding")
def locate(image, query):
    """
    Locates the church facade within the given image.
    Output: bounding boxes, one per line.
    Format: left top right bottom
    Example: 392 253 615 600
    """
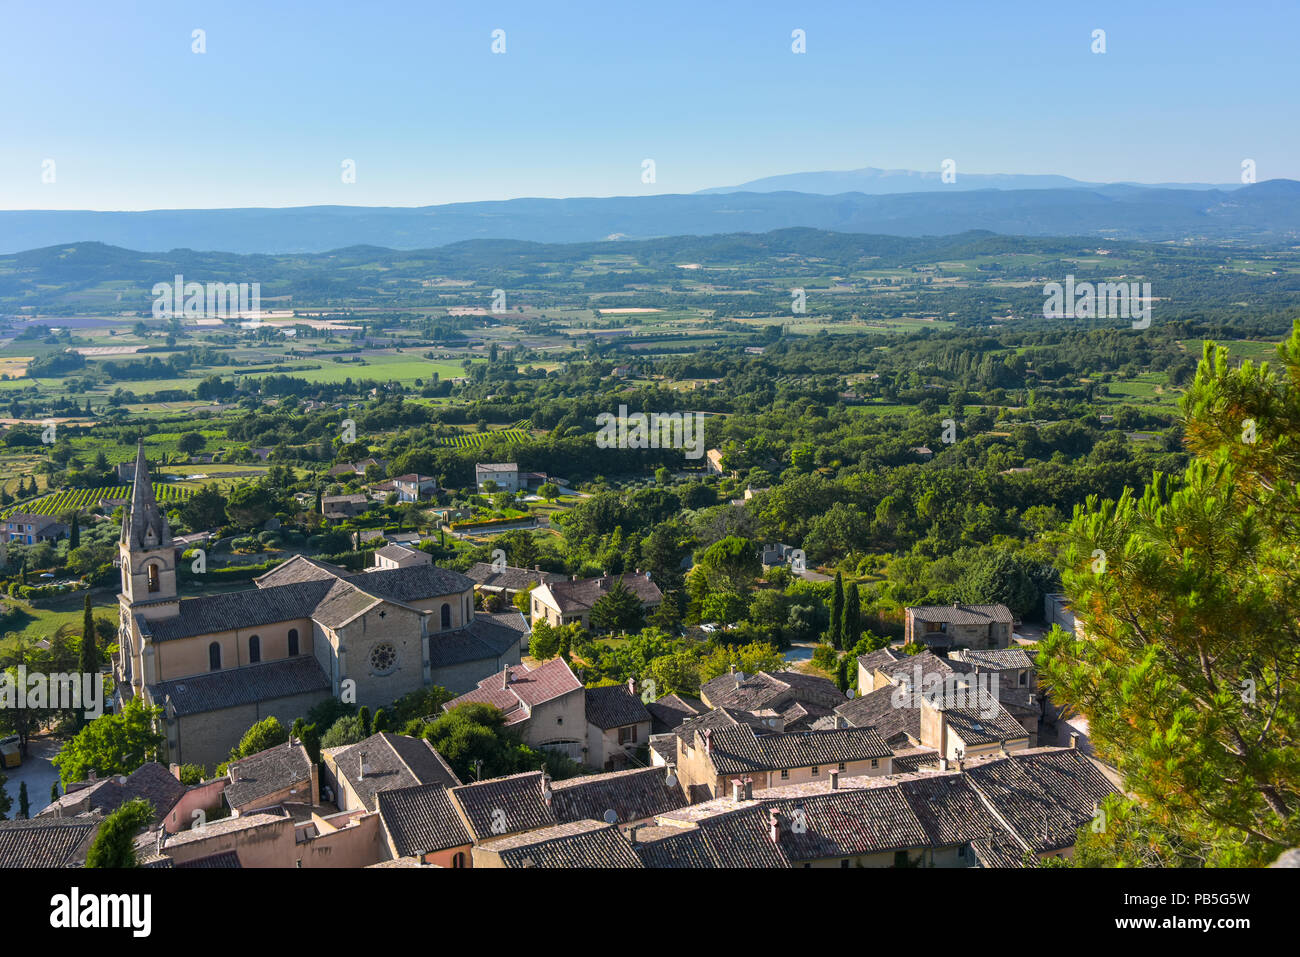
113 444 526 771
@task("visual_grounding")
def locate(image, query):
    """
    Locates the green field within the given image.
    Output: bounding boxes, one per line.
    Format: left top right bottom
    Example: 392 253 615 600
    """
2 483 192 518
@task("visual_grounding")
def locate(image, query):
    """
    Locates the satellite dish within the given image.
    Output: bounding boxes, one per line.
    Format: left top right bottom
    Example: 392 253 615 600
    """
603 809 618 824
735 671 746 682
665 774 678 789
846 688 856 699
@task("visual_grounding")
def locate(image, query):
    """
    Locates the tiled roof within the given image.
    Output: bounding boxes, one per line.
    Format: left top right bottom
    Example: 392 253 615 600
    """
377 784 473 856
584 683 652 730
907 603 1014 624
856 648 902 674
971 829 1034 868
766 786 930 859
346 563 473 602
645 693 704 734
704 725 892 776
0 817 99 867
952 648 1035 671
636 805 791 868
550 767 686 825
374 544 430 566
876 650 968 685
444 658 582 723
175 850 242 868
225 741 313 810
426 615 524 670
833 684 921 745
150 656 331 717
939 692 1030 746
332 733 462 812
478 820 642 868
539 573 663 613
144 579 334 642
450 771 556 841
897 774 1002 847
475 462 518 472
165 810 289 848
466 563 564 591
889 747 940 774
673 706 768 749
700 669 843 716
964 748 1118 853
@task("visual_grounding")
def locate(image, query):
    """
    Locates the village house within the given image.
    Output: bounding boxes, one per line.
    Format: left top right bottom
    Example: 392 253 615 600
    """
0 816 101 868
224 739 319 814
1 511 68 545
904 603 1015 650
528 572 663 629
674 723 894 801
584 680 653 770
444 658 587 762
473 819 643 868
375 782 474 867
393 473 438 502
466 562 565 600
112 444 525 770
322 732 462 813
475 462 520 492
699 669 845 731
372 542 432 570
321 493 371 520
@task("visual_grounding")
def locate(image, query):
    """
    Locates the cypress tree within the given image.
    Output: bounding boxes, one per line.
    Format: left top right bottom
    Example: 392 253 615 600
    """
70 512 80 548
843 582 861 650
829 572 844 649
18 782 29 819
78 595 99 729
358 706 371 737
50 782 60 802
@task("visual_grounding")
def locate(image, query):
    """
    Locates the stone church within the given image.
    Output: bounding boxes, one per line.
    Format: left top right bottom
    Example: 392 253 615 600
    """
113 444 526 771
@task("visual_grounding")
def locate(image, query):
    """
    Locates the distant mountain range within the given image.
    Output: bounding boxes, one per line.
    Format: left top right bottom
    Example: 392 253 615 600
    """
696 166 1239 195
1 180 1296 255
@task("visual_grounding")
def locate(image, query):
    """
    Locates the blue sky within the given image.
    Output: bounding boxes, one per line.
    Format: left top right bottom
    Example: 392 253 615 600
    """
1 0 1296 209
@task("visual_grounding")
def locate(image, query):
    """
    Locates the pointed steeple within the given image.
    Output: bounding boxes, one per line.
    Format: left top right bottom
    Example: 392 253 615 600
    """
121 440 171 550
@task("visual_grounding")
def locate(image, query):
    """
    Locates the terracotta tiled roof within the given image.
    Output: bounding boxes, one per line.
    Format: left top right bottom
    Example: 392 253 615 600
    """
645 693 704 734
444 658 582 724
833 684 921 745
539 573 663 614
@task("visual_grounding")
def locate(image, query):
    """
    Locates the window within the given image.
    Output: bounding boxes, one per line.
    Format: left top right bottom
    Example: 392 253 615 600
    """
369 643 397 675
287 629 299 656
618 725 638 745
147 563 160 593
893 851 908 867
556 717 563 725
837 762 846 771
811 766 820 776
209 642 221 671
1019 671 1027 686
452 852 466 868
841 859 850 869
440 603 452 629
871 758 879 769
780 769 789 780
248 635 260 664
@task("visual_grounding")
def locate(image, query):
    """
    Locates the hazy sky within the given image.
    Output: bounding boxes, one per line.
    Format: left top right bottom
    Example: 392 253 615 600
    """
1 0 1296 210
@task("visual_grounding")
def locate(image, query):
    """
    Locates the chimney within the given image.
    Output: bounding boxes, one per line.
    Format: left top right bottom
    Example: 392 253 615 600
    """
503 668 511 690
829 769 840 790
938 756 948 771
768 807 782 844
541 773 553 805
629 823 646 845
1069 731 1079 750
729 664 735 676
999 739 1009 756
743 777 753 800
357 753 366 779
88 770 97 782
732 779 744 803
627 676 636 695
703 729 713 754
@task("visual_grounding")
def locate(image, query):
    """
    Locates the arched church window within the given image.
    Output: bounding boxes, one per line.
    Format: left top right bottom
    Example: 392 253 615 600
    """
288 629 299 656
147 563 160 593
248 634 261 664
441 603 452 629
209 642 222 671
